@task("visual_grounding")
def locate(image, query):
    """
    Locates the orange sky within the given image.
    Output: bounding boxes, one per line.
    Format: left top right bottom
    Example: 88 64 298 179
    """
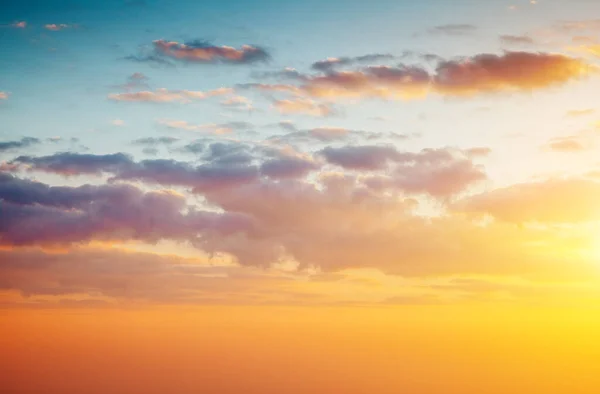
3 305 600 394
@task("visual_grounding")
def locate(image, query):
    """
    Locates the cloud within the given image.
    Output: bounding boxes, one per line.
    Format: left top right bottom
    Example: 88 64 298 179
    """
108 87 231 103
500 35 536 45
427 24 478 35
124 54 175 67
543 136 589 152
433 51 593 95
567 108 595 117
311 54 395 72
11 21 27 28
248 51 593 102
159 120 252 134
260 156 320 179
152 40 270 64
0 137 40 152
3 157 598 279
221 95 253 111
454 178 600 223
271 126 410 144
319 145 404 170
132 136 179 146
0 92 8 100
0 247 290 305
13 152 134 175
319 146 486 197
0 173 254 248
273 98 333 117
111 119 125 126
44 23 72 31
114 73 150 91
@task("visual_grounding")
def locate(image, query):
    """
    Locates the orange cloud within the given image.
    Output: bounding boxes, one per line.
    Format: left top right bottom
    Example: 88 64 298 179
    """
433 51 592 95
250 52 593 103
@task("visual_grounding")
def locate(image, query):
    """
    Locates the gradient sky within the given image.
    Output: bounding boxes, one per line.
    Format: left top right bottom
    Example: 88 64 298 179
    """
2 1 600 393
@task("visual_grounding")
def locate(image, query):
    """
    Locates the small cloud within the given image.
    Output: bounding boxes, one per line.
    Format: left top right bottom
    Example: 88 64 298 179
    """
151 39 270 65
566 108 595 117
12 21 27 28
108 87 231 103
427 24 478 36
158 120 251 134
221 95 253 111
0 92 8 100
542 136 590 152
111 119 125 126
500 35 535 45
311 54 395 72
44 23 73 31
273 98 333 117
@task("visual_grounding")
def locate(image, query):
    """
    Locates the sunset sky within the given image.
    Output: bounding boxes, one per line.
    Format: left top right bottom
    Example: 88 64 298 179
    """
2 0 600 393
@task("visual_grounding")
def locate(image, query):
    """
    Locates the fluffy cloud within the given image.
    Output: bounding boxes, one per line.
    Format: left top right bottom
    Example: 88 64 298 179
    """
0 92 8 100
153 40 270 64
319 146 487 197
0 173 254 247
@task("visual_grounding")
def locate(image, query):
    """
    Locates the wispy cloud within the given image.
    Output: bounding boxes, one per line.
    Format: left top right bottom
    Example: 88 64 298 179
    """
108 87 232 103
152 39 270 64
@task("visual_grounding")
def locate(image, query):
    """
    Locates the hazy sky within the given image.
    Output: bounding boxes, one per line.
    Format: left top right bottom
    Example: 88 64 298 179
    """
2 1 600 392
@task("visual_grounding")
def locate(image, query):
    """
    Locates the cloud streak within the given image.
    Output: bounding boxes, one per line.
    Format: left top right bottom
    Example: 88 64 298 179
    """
153 40 270 64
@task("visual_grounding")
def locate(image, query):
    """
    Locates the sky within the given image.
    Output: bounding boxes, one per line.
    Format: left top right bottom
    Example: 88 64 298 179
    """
2 0 600 393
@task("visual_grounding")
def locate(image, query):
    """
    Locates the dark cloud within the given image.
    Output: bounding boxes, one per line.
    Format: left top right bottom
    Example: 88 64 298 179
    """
260 156 320 179
319 145 403 170
0 173 255 247
0 137 41 152
114 159 260 193
123 54 175 67
13 152 134 175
